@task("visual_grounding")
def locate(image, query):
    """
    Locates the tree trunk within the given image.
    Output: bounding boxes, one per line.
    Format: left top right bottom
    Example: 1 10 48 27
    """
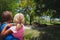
50 17 51 23
30 15 32 25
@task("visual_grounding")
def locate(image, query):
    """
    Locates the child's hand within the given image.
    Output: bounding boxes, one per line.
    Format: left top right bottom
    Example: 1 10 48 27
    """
7 24 12 27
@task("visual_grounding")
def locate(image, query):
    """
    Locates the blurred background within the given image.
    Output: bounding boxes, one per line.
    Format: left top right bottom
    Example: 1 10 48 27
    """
0 0 60 40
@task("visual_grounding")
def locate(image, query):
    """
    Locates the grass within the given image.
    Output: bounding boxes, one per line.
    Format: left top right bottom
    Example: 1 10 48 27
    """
24 29 40 40
24 25 60 40
24 29 40 37
24 20 60 40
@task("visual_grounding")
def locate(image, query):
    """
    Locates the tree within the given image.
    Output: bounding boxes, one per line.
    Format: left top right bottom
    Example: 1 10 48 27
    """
18 0 36 25
0 0 20 22
0 0 19 13
43 0 60 18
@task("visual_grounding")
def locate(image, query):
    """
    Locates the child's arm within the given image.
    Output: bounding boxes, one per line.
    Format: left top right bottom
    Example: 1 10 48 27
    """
1 24 12 36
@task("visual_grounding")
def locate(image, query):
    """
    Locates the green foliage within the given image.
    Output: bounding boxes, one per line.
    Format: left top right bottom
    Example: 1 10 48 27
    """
0 0 58 24
41 9 56 18
18 0 36 24
0 0 19 13
24 33 32 40
18 0 36 15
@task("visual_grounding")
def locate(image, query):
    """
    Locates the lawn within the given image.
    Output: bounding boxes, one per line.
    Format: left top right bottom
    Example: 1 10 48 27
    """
24 25 60 40
24 29 40 40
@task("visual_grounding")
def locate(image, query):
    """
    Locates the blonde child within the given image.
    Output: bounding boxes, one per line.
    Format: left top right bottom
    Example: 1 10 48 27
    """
1 13 24 40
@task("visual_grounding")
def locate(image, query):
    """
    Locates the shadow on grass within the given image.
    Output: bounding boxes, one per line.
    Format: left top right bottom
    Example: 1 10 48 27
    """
32 24 60 40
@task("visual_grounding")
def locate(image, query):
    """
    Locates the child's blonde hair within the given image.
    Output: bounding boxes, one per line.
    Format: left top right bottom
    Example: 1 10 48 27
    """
14 13 24 24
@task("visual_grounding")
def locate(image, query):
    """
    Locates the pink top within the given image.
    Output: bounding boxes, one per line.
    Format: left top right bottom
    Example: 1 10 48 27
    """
9 25 24 40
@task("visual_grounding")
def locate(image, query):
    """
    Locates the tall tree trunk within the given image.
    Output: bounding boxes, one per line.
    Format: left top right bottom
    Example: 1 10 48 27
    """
50 18 51 23
30 15 32 25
